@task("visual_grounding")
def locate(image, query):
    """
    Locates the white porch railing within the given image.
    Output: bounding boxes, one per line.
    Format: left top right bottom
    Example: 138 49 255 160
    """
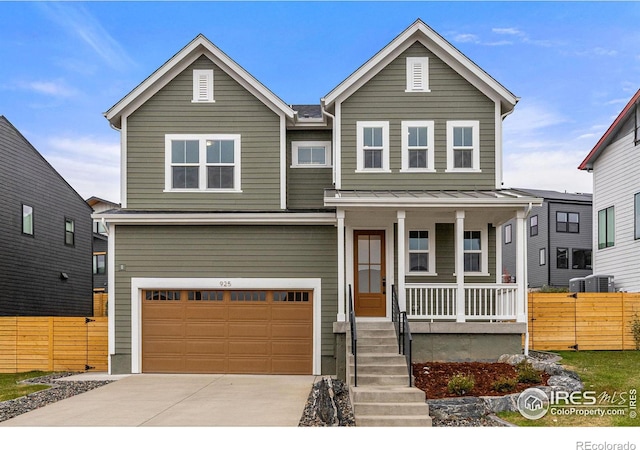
406 283 519 321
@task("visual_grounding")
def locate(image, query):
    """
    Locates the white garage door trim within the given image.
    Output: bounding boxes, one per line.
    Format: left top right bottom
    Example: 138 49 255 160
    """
130 277 322 375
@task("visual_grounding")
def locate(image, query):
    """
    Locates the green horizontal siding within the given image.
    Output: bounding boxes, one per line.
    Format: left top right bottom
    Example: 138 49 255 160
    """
340 42 496 190
286 129 333 209
126 56 282 210
114 225 338 366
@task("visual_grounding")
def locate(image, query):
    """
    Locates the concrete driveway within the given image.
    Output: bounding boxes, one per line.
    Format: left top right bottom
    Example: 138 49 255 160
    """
0 373 317 427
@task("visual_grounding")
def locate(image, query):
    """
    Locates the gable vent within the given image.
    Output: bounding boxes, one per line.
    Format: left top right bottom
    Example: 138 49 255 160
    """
406 57 429 92
193 69 214 102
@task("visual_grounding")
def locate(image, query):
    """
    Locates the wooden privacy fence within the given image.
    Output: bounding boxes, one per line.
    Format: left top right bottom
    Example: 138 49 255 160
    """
0 317 108 373
527 292 640 351
93 292 108 317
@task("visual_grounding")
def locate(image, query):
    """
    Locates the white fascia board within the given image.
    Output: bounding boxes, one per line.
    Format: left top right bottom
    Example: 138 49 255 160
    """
97 212 337 225
323 21 517 110
105 35 294 128
324 197 543 209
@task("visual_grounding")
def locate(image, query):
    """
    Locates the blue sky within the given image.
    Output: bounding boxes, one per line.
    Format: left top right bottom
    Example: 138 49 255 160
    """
2 1 640 204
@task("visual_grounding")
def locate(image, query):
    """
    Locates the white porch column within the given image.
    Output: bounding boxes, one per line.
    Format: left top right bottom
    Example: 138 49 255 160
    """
455 210 466 322
336 209 346 322
397 210 406 311
515 209 528 323
496 224 503 284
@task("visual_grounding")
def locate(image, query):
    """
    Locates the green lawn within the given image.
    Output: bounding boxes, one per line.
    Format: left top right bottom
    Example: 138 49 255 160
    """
498 351 640 427
0 372 53 402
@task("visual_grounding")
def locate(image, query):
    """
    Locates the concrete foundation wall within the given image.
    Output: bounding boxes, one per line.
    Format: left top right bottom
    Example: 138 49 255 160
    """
411 333 523 362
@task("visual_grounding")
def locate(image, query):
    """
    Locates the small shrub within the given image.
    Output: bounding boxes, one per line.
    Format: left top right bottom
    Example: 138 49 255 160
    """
630 312 640 351
492 376 518 393
515 359 542 384
447 373 475 396
538 285 570 293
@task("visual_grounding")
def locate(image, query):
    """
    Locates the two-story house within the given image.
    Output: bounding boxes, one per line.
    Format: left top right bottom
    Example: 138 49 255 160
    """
0 115 93 316
99 20 541 376
501 188 593 289
87 196 120 293
579 89 640 292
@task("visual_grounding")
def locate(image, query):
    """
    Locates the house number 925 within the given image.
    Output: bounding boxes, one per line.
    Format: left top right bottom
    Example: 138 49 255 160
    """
219 281 232 287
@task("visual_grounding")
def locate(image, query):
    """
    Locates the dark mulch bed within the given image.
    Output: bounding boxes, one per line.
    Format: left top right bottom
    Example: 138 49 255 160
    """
412 361 550 399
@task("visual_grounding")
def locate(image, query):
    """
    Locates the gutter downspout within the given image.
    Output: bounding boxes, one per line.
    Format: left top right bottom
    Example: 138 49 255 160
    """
524 201 532 357
321 102 336 186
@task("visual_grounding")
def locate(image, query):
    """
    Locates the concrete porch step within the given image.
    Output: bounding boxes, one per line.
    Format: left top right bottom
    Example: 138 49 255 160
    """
351 363 409 376
356 344 399 354
353 353 406 365
350 374 410 386
354 402 430 416
351 386 426 403
355 415 432 427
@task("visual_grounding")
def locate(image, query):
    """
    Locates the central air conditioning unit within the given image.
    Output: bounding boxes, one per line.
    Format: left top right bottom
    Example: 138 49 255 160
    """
584 274 615 293
569 277 586 293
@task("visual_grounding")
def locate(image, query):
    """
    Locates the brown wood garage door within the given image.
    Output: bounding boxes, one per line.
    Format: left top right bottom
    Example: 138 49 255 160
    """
142 289 312 374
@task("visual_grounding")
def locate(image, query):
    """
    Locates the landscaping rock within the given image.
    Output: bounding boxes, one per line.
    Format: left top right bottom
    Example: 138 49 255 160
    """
548 375 584 393
481 393 519 413
427 397 489 420
299 377 355 427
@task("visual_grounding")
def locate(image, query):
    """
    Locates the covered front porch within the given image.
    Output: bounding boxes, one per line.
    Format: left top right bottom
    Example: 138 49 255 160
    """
325 189 543 326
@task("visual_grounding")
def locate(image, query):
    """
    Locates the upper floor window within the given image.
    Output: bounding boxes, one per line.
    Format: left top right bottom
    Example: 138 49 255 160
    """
446 121 480 172
530 215 538 237
598 206 615 249
93 252 106 275
291 141 331 168
65 218 75 246
557 248 568 269
407 229 435 274
401 121 435 172
165 134 241 192
635 193 640 240
504 224 512 244
405 57 429 92
192 69 214 103
572 249 592 270
22 204 33 235
93 221 108 235
356 121 389 172
556 212 579 233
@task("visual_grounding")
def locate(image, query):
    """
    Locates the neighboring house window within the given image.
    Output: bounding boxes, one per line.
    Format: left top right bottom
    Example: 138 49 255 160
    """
598 206 615 249
405 57 429 92
446 121 480 172
65 218 75 246
401 121 435 172
556 212 579 233
291 141 331 168
463 230 485 273
530 215 538 237
635 193 640 240
93 252 106 275
192 69 214 102
93 221 108 235
22 204 33 235
356 121 389 172
539 248 546 266
557 248 568 269
504 224 512 244
165 134 241 192
572 249 592 270
408 230 434 274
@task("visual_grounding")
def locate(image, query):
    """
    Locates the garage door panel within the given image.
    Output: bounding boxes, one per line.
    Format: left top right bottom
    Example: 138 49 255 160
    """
185 322 227 338
271 341 311 356
142 289 312 375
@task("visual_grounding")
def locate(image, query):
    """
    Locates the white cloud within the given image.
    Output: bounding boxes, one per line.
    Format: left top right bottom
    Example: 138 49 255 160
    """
452 33 481 44
43 135 120 202
18 80 78 97
492 27 524 36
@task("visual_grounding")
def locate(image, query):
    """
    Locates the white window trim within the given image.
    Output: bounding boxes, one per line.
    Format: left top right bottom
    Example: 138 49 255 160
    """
405 57 430 93
401 120 435 173
356 121 390 173
192 69 214 103
164 134 241 193
539 248 546 266
463 227 489 277
446 120 481 173
406 227 437 276
504 223 512 244
291 141 332 168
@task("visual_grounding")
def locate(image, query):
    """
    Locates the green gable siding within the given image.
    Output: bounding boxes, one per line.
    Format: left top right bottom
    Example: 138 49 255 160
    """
340 42 496 190
113 224 338 371
286 129 333 209
126 56 282 210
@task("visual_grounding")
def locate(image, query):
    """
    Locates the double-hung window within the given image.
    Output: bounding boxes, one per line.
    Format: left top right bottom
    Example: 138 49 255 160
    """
401 121 435 172
598 206 615 249
557 248 569 269
463 230 483 273
65 218 75 246
408 230 435 274
165 134 241 192
530 215 538 237
93 252 106 275
635 193 640 240
556 212 579 233
446 121 480 172
356 121 389 172
291 141 331 168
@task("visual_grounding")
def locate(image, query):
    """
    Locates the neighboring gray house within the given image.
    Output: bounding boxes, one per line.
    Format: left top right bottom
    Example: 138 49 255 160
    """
87 196 120 293
0 115 93 316
501 188 593 289
98 20 541 377
579 89 640 292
